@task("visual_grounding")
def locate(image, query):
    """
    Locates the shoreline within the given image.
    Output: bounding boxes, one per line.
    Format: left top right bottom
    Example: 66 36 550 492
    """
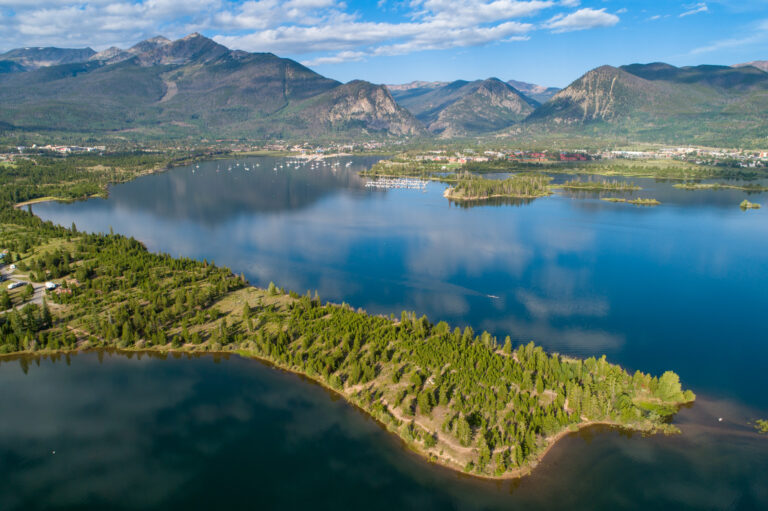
2 152 693 481
13 164 168 210
0 343 686 481
443 187 550 202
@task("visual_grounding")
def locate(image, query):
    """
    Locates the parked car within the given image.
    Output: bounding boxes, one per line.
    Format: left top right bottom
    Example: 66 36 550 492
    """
8 281 25 290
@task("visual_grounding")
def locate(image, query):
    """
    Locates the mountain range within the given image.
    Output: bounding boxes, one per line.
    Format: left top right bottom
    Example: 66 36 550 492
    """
0 34 423 139
526 62 768 145
388 78 539 137
0 34 766 145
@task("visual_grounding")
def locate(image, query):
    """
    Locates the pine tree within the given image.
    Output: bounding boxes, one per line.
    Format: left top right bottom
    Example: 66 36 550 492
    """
456 415 472 446
477 431 491 470
0 290 11 310
503 335 512 354
41 298 52 328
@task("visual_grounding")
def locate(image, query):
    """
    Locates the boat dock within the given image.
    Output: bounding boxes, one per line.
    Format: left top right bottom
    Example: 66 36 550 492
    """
365 177 428 190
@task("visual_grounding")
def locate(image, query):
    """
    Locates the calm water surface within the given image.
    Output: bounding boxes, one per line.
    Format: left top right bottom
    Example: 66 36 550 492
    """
1 352 766 510
15 156 768 509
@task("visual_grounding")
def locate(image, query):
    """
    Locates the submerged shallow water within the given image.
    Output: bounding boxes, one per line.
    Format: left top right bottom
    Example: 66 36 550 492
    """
18 156 768 508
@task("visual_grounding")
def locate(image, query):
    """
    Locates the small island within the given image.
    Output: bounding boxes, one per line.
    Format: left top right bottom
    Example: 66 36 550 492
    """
560 178 641 192
601 197 661 206
740 199 761 210
755 419 768 434
674 183 768 192
444 173 553 202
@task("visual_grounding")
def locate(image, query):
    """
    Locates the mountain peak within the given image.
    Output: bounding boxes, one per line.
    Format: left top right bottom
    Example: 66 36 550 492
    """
389 76 537 136
128 36 171 56
507 79 560 103
146 36 171 44
127 33 227 66
386 80 447 92
528 64 656 124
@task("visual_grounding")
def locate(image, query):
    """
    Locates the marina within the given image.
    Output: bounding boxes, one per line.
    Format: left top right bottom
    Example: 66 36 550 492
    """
365 177 428 190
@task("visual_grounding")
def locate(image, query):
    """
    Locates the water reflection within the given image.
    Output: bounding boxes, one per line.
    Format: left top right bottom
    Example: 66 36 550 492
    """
1 353 766 511
447 197 538 208
30 157 768 413
104 156 383 226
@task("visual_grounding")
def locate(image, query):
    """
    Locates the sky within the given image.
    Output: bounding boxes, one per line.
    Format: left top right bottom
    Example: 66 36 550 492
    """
0 0 766 87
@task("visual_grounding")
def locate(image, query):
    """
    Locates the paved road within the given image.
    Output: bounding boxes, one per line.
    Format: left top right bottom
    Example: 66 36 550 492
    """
1 266 46 313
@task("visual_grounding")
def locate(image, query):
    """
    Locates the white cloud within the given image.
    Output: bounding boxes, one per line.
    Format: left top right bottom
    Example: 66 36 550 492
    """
680 2 708 17
217 0 544 64
0 0 625 65
690 18 768 54
303 50 367 65
0 0 222 49
410 0 554 25
545 7 619 33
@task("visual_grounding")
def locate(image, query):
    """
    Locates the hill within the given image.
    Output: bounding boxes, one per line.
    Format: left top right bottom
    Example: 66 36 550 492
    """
0 47 95 73
524 63 768 146
0 34 422 139
621 62 768 91
734 61 768 73
390 78 538 137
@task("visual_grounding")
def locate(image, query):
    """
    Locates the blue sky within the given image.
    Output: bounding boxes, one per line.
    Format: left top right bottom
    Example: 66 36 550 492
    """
1 0 766 87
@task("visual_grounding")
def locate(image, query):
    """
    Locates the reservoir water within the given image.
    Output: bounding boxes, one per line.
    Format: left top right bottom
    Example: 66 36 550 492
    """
9 156 767 509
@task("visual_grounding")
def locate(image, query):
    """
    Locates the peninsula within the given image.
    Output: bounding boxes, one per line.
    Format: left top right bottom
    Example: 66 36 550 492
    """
0 153 695 479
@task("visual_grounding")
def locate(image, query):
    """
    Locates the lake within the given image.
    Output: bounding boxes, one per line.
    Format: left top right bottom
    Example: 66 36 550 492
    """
13 155 768 509
1 352 766 510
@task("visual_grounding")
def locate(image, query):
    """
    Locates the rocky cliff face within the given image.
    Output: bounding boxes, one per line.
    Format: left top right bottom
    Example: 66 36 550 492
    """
394 78 537 136
299 80 425 136
132 34 228 66
416 78 538 138
527 66 657 124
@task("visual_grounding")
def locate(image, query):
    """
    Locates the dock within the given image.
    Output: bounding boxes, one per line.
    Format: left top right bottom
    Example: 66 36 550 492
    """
365 177 428 190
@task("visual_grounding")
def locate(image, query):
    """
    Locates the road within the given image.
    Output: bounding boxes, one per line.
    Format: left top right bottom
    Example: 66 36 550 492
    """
1 266 46 313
